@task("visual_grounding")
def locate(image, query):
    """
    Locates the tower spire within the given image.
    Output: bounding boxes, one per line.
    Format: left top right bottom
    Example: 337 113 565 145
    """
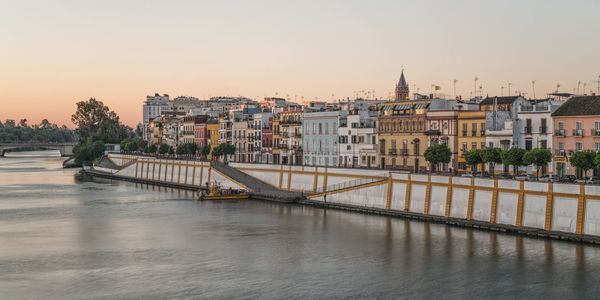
395 69 410 101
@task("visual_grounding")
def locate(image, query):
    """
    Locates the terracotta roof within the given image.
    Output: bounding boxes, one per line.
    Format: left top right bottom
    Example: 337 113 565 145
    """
551 96 600 117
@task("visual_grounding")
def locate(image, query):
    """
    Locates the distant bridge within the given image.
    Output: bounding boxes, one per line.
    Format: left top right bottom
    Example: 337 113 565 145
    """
0 143 76 156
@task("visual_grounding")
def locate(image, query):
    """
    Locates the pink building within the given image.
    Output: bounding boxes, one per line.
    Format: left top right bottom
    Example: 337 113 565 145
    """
551 96 600 177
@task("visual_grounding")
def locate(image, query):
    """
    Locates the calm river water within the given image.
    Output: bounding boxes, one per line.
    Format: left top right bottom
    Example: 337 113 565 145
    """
1 151 600 299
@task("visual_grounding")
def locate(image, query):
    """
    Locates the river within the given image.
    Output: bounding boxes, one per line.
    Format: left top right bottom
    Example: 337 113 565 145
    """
1 151 599 299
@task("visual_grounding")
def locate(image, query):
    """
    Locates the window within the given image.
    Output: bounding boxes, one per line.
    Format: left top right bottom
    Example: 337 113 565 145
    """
596 143 600 152
481 142 485 149
325 123 329 134
472 142 477 150
576 142 583 152
525 139 532 150
359 136 365 143
319 123 322 134
419 121 423 131
398 122 403 131
393 122 396 132
540 140 547 149
472 123 477 136
462 123 467 136
462 143 467 154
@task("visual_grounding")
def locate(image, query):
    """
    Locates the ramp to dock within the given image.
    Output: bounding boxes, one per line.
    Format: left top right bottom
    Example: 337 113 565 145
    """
211 162 303 202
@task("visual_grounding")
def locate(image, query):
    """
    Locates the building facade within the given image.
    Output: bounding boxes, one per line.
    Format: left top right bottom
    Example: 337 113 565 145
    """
377 100 430 172
552 96 600 177
338 111 378 168
303 110 346 167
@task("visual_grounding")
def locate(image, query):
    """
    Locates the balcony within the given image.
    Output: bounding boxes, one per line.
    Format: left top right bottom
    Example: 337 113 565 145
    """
480 130 486 136
555 129 565 137
524 126 532 135
424 130 441 136
471 130 477 137
592 129 600 137
573 129 584 137
400 149 408 156
539 126 547 134
555 149 566 156
389 149 397 155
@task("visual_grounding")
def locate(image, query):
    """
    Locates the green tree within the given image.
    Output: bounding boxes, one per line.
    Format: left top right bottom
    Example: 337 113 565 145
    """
167 146 174 155
19 118 28 128
595 151 600 169
73 140 105 165
464 149 484 172
482 147 502 176
424 144 451 173
158 143 169 154
4 120 16 128
200 145 211 157
176 143 196 155
71 98 133 144
211 143 235 162
146 144 157 153
570 150 596 178
501 147 526 175
522 148 552 178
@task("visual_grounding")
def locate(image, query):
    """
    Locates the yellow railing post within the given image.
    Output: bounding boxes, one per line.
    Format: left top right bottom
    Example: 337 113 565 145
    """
466 177 475 220
424 175 432 215
191 163 196 186
490 179 499 223
278 165 284 189
157 160 162 181
445 176 453 217
544 183 554 231
516 181 525 226
576 184 587 234
404 173 411 212
385 172 393 210
287 165 293 191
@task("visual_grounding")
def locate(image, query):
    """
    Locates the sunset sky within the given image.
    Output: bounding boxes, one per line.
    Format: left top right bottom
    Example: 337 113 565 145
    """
1 0 599 127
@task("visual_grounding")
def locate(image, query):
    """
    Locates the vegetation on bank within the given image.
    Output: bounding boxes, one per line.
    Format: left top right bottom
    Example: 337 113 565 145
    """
0 119 76 143
71 98 134 165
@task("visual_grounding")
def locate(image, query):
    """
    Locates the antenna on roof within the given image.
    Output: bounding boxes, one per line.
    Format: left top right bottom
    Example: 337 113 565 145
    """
532 80 537 98
453 79 458 98
508 83 514 96
577 81 582 94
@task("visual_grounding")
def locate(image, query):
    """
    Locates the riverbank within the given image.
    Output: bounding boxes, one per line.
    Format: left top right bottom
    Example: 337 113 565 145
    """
89 154 600 244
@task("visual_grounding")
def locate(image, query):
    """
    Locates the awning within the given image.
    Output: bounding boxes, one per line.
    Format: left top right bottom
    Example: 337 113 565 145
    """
394 104 411 110
414 103 425 109
381 105 392 111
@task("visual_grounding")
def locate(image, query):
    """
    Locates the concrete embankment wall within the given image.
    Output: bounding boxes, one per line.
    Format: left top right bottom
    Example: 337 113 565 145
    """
229 163 387 192
106 154 245 190
229 162 600 237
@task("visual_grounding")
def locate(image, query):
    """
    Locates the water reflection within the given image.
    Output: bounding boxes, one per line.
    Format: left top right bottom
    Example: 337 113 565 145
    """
1 154 600 298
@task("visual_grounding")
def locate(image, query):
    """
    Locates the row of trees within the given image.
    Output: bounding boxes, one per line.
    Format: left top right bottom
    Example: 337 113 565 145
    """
424 144 554 177
0 119 76 143
137 142 235 161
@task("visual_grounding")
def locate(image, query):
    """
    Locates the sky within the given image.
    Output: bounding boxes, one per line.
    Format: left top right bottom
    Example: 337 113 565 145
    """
1 0 599 127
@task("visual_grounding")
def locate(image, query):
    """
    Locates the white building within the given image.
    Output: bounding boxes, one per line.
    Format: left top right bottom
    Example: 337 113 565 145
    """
338 111 378 168
142 93 170 141
515 99 562 173
303 110 348 167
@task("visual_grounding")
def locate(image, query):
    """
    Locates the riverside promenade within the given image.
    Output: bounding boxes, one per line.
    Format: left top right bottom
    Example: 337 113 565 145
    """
85 154 600 244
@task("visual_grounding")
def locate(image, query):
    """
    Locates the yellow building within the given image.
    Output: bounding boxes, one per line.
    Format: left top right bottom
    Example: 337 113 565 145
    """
457 110 486 172
377 99 430 172
207 121 220 159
